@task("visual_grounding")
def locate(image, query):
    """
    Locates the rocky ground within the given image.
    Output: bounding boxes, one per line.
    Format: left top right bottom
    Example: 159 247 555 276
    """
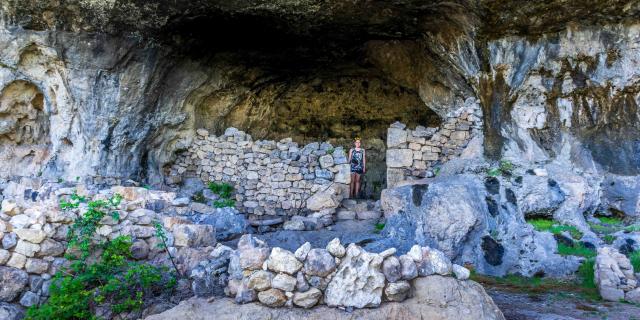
487 288 640 320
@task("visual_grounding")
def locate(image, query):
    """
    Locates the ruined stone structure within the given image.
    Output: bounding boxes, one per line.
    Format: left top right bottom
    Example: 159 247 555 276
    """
385 100 483 188
167 127 350 216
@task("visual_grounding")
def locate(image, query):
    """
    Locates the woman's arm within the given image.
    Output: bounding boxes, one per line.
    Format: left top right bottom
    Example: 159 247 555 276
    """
348 148 353 163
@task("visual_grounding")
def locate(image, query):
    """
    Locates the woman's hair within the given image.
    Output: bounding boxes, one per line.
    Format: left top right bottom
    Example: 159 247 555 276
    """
354 136 361 141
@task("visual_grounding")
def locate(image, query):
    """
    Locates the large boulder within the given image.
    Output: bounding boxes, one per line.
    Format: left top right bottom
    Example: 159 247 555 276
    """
381 175 486 258
324 244 385 308
147 276 505 320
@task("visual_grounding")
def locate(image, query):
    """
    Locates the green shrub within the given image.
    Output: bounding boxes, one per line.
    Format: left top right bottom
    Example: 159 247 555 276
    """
486 159 514 177
208 182 234 199
208 182 235 208
26 193 176 319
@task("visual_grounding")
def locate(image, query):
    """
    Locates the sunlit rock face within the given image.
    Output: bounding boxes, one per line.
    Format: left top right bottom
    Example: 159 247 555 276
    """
0 0 638 194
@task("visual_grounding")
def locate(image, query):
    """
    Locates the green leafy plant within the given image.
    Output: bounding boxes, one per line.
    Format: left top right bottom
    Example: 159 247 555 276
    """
208 182 235 208
208 182 234 199
597 216 623 225
142 184 152 190
486 159 514 177
374 223 385 232
26 193 176 319
327 147 335 155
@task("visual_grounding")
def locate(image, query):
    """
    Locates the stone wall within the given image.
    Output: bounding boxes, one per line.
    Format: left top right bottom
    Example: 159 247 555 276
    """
385 101 483 188
218 234 471 309
167 128 350 216
0 180 223 310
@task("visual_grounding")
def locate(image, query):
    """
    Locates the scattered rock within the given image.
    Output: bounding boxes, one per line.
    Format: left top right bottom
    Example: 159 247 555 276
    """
271 273 296 292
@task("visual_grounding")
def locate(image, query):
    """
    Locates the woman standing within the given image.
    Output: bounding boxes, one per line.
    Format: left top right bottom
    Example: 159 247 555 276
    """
348 137 366 198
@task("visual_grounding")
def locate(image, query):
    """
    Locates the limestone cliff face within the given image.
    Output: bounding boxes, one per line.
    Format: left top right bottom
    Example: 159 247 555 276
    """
0 1 638 193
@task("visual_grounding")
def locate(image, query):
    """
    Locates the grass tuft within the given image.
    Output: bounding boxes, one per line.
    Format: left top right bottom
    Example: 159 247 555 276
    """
597 216 623 225
528 218 583 239
557 243 596 258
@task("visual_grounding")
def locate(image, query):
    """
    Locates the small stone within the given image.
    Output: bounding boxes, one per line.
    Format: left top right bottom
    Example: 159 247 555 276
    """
417 247 452 276
235 282 257 304
304 248 336 277
0 250 9 265
131 240 150 260
382 256 402 282
357 210 381 220
271 273 296 292
14 229 47 244
384 281 411 302
407 245 422 262
626 287 640 304
171 197 190 207
283 219 305 231
379 248 397 259
1 200 19 216
399 255 418 280
2 233 17 250
293 287 322 308
296 271 310 292
326 238 346 258
336 210 356 220
38 239 65 257
6 253 27 269
19 291 39 307
25 259 48 274
294 242 312 261
247 270 273 291
14 240 40 257
267 248 302 275
257 288 287 307
0 266 29 301
172 224 216 247
452 264 470 280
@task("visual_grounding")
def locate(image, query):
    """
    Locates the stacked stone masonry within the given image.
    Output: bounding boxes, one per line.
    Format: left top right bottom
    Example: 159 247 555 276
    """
0 179 224 309
386 103 483 188
223 234 471 309
168 128 350 216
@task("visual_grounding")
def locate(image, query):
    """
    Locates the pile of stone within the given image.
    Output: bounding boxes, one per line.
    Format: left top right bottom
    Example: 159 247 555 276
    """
224 234 470 309
167 128 350 216
0 180 220 312
386 103 483 188
595 246 640 303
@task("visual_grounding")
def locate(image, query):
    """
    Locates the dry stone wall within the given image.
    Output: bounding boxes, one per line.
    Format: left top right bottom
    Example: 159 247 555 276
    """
0 179 224 309
386 101 483 188
167 128 350 216
222 234 471 309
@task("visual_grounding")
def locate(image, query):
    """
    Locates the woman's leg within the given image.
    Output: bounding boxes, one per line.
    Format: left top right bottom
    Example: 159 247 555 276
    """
354 173 361 199
350 173 356 198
